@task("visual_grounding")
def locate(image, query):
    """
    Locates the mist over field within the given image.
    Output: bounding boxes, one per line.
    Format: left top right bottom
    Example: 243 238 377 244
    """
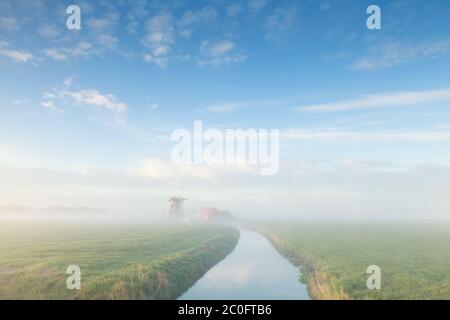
1 159 450 222
1 0 450 301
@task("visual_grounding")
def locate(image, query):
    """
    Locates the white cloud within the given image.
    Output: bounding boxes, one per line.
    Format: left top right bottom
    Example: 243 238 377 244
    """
12 99 29 105
352 39 450 71
282 129 450 143
148 104 159 111
63 76 74 88
44 38 118 63
62 89 128 112
179 29 193 39
265 6 296 40
296 88 450 112
42 91 56 99
87 12 119 31
142 12 174 68
249 0 267 14
41 100 65 114
179 7 217 26
44 48 68 61
139 157 212 182
44 42 98 62
206 100 278 113
126 16 139 35
0 42 33 63
199 40 246 67
124 1 149 35
66 41 96 58
97 34 118 50
38 24 59 38
143 53 168 68
39 9 118 62
204 40 235 56
0 16 19 31
138 157 254 182
42 77 127 115
225 3 243 17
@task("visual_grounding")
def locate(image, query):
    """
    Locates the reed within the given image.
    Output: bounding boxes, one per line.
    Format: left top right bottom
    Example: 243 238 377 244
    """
258 229 351 300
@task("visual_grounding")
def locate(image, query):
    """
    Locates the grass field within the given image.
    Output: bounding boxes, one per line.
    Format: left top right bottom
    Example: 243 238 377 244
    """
254 222 450 300
0 222 239 300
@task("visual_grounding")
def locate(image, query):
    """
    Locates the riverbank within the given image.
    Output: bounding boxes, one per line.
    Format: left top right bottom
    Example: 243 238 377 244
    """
257 228 350 300
180 228 309 300
252 222 450 300
0 223 239 299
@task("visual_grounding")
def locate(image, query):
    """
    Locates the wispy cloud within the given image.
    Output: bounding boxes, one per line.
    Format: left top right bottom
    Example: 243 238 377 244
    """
44 42 98 62
41 78 128 114
295 88 450 113
282 129 450 143
63 76 75 88
148 103 159 111
179 6 217 30
87 12 119 31
96 34 118 50
352 39 450 71
0 16 19 31
225 2 243 17
249 0 268 15
38 24 59 38
142 12 174 68
32 4 122 63
41 100 65 114
0 41 33 63
206 100 278 113
12 99 30 105
1 2 257 68
198 40 246 67
265 6 296 40
61 89 128 112
138 157 255 182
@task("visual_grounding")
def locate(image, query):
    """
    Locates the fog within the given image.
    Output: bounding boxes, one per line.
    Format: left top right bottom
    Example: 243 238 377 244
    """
1 158 449 223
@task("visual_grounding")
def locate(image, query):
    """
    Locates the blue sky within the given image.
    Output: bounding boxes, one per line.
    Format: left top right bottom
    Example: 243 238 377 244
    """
1 0 450 221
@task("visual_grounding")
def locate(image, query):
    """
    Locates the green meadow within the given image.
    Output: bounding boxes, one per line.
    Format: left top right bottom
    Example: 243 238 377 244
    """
0 222 239 300
255 222 450 300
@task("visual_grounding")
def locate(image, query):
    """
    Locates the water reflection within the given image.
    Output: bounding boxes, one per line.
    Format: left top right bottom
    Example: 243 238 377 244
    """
179 229 310 300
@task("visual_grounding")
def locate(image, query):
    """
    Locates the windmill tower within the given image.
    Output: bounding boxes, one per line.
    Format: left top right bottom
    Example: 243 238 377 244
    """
166 184 187 219
167 196 188 219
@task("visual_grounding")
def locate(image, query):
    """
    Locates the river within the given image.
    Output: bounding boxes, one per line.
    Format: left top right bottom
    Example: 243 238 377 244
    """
179 228 310 300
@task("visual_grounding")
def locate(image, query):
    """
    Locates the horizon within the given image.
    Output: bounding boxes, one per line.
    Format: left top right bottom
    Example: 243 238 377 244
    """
1 0 450 222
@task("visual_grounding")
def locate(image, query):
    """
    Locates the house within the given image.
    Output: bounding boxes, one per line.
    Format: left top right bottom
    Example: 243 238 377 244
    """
198 207 234 222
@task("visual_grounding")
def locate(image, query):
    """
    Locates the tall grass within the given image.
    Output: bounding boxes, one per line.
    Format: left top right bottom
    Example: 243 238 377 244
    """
0 223 239 300
253 222 450 300
257 229 350 300
306 268 351 300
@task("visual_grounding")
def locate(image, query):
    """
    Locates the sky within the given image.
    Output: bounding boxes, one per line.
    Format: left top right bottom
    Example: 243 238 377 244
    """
1 0 450 221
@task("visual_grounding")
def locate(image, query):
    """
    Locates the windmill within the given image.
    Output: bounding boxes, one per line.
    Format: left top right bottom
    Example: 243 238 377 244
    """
166 183 188 219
